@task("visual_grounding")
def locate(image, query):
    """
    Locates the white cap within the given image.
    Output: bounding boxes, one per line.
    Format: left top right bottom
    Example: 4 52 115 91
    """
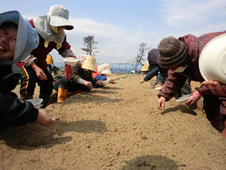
97 63 112 75
47 5 73 30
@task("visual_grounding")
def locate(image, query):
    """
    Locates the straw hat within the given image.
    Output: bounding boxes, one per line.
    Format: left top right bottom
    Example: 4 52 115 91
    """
47 5 73 30
0 11 39 65
97 63 112 75
81 55 96 72
141 61 149 72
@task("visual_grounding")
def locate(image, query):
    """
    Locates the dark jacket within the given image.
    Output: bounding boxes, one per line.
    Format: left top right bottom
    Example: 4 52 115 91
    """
148 48 159 65
158 31 226 101
0 65 38 126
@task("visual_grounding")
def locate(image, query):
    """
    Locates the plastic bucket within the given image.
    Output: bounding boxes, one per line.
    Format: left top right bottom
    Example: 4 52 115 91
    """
26 98 43 109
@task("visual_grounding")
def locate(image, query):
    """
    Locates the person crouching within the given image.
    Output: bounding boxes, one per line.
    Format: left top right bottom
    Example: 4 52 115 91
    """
53 55 104 102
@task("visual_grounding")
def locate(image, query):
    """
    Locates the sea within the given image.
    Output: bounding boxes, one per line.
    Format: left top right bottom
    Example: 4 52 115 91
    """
54 62 142 74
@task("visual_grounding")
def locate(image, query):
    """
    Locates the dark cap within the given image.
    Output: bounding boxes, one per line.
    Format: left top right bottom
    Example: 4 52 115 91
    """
147 48 159 65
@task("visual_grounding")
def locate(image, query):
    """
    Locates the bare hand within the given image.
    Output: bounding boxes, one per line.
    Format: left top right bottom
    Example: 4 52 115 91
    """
109 79 116 84
185 90 202 106
36 67 47 80
157 97 166 110
140 79 145 84
203 81 226 96
35 109 56 126
31 63 47 80
96 80 104 86
83 81 93 89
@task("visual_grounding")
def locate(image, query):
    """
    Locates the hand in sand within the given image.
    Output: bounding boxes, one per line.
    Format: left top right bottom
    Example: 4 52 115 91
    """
83 81 93 89
35 109 56 126
157 97 166 110
96 80 104 86
140 79 145 84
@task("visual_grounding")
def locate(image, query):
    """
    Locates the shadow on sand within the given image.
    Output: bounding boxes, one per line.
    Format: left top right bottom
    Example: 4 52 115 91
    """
161 104 198 116
0 119 107 150
121 155 180 170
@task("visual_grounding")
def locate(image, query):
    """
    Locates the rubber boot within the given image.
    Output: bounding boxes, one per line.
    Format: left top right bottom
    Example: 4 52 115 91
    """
39 94 51 108
57 88 68 103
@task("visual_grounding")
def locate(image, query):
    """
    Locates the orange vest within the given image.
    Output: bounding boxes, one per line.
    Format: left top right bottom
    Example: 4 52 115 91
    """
92 65 100 78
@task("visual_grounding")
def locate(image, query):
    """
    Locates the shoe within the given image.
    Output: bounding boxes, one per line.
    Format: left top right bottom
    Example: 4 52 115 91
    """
154 82 163 91
155 86 162 91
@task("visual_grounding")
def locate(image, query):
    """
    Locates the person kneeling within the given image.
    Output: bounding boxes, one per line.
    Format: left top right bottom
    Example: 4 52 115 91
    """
53 55 104 102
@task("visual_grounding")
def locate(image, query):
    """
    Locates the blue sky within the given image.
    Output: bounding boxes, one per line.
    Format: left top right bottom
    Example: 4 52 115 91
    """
1 0 226 63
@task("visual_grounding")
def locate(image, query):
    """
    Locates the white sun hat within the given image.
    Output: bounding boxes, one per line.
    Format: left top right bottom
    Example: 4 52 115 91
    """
97 63 112 75
0 11 39 65
81 55 96 72
64 57 79 66
47 5 73 30
199 33 226 84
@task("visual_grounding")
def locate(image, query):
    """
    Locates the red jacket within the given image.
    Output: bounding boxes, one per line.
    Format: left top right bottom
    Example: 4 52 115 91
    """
29 19 71 70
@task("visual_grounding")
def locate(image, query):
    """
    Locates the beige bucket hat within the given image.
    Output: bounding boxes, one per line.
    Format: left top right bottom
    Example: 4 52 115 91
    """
81 55 96 72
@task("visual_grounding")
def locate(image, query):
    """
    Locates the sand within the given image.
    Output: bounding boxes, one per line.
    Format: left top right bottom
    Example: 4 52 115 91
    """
0 74 226 170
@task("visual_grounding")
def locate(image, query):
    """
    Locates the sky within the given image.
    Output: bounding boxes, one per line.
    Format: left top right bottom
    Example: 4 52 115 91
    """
1 0 226 64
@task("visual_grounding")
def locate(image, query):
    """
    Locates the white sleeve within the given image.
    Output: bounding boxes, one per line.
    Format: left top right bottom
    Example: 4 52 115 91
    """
60 49 75 58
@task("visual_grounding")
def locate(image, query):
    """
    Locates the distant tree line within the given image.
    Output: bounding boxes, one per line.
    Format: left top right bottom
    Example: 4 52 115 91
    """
81 35 150 73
